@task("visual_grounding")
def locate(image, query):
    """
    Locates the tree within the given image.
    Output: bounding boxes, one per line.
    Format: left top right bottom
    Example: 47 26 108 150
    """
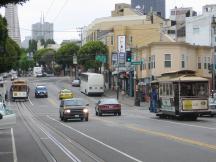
19 52 34 73
0 0 29 7
28 39 37 54
55 43 80 74
79 41 108 71
33 48 56 72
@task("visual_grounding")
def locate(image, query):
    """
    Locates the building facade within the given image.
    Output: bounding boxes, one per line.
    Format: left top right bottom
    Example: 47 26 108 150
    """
135 42 212 101
164 7 197 42
5 4 21 46
83 3 172 96
32 18 53 41
131 0 166 18
186 4 216 47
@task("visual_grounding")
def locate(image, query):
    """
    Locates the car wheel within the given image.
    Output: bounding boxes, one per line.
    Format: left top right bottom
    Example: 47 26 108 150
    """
98 110 102 116
95 109 98 116
85 116 88 121
46 95 48 98
60 113 63 121
63 117 67 122
118 112 121 116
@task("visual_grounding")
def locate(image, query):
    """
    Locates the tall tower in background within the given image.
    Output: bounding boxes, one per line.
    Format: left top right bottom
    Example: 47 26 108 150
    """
32 14 54 41
131 0 166 18
5 4 21 46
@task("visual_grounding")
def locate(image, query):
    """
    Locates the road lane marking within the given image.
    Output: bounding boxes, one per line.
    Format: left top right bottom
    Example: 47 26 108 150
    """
48 98 58 107
37 123 81 162
28 97 34 106
126 124 216 151
47 116 143 162
11 128 17 162
138 115 216 131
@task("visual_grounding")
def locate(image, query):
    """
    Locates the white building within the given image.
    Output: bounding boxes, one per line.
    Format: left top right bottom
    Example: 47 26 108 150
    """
5 4 21 46
166 7 197 42
186 4 216 47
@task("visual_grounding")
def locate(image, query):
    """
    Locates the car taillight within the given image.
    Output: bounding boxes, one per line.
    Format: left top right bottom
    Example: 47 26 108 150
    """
114 104 121 108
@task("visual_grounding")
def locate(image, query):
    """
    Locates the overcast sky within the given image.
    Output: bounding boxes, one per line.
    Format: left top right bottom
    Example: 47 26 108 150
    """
0 0 216 44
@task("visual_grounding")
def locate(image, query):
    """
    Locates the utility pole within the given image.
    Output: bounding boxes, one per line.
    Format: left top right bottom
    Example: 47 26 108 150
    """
211 15 216 97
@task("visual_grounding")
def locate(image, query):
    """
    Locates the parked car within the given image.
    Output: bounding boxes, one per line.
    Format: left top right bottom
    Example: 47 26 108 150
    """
95 98 121 116
0 77 4 87
0 102 16 129
208 97 216 117
35 85 48 98
72 79 80 87
59 98 89 122
11 74 18 81
59 88 74 100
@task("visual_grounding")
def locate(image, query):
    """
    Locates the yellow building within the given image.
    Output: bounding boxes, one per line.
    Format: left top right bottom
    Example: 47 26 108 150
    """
134 42 213 101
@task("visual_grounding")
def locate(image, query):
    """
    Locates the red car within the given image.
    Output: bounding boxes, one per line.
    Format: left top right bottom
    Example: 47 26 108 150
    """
95 98 121 116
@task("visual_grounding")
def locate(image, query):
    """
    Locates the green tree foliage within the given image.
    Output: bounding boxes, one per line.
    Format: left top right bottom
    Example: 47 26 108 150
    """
0 0 29 7
28 39 37 53
33 48 56 68
55 43 79 67
0 37 21 73
78 41 108 71
19 52 34 72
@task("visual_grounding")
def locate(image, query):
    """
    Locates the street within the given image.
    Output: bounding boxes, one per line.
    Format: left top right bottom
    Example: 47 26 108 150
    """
1 77 216 162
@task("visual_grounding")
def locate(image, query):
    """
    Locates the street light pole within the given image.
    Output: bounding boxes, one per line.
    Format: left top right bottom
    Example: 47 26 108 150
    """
211 15 216 97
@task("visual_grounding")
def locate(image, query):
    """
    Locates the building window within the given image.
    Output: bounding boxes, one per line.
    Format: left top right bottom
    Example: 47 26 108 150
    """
193 26 199 34
148 57 151 69
111 36 114 45
214 28 216 35
164 54 171 68
204 57 210 69
197 57 201 69
181 54 185 68
204 57 207 69
152 55 155 69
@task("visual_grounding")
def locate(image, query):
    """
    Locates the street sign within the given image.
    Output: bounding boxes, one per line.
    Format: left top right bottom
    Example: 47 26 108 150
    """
118 52 125 64
96 55 107 63
131 61 141 65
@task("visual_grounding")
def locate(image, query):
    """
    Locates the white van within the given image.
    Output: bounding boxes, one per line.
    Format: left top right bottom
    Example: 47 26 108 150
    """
80 73 104 96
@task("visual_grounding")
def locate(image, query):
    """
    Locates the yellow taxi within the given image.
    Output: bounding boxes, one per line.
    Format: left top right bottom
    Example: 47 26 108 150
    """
59 89 74 100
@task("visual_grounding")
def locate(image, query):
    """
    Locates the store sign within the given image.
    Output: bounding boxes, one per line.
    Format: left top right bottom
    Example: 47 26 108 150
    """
118 52 125 64
182 99 208 111
117 35 126 53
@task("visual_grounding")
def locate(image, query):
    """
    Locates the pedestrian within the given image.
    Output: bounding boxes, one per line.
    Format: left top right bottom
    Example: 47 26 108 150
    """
150 87 158 113
5 91 8 101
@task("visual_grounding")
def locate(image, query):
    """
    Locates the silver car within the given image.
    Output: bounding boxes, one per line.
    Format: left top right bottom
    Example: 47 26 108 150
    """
209 97 216 117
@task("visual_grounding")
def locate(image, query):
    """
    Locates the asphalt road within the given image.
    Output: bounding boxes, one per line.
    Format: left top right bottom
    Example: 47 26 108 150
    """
1 77 216 162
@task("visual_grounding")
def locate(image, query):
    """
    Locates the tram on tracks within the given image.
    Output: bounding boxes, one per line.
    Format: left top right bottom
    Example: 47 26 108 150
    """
149 71 210 120
10 80 29 101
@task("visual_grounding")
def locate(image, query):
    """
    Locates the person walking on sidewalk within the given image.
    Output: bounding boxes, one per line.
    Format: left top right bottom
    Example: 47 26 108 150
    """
150 87 158 113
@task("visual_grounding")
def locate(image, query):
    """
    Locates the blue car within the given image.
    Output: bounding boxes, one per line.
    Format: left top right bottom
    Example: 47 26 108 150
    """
35 85 48 98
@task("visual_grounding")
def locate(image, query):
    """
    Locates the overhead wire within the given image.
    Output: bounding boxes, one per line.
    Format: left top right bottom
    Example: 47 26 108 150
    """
45 0 56 19
51 0 69 22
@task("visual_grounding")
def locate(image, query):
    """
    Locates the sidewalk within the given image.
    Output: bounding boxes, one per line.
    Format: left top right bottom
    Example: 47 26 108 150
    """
104 89 149 110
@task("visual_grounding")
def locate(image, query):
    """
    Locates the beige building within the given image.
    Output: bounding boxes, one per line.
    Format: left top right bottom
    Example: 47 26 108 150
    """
136 42 212 85
83 3 173 70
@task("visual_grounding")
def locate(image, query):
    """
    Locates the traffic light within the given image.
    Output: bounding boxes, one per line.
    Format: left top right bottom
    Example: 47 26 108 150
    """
126 51 132 62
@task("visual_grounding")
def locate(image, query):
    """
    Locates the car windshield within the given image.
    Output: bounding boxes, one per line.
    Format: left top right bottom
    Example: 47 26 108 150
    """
37 87 47 90
100 98 119 104
61 89 71 93
64 99 85 106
